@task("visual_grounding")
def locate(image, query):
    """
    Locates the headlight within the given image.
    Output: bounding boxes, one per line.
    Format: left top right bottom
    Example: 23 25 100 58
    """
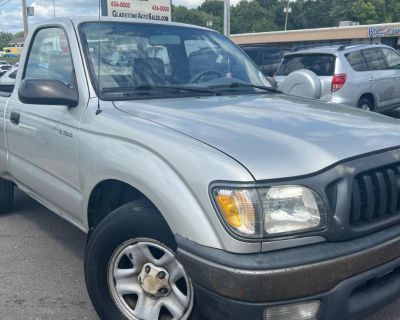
259 186 327 235
213 185 327 239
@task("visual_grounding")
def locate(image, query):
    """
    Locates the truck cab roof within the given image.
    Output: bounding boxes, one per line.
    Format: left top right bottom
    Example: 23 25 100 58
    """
31 16 213 32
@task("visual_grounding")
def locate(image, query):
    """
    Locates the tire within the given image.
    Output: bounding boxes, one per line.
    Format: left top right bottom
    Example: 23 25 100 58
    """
357 97 374 111
85 199 203 320
0 178 14 213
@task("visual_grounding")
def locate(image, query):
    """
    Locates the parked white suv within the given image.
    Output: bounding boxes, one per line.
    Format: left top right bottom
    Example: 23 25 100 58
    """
275 44 400 112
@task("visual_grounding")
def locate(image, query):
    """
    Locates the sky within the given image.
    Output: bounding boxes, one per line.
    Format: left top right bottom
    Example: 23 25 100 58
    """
0 0 242 34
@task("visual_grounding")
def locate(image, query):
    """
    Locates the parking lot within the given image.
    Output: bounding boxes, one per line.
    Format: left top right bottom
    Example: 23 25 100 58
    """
2 191 400 320
0 191 98 320
0 108 399 320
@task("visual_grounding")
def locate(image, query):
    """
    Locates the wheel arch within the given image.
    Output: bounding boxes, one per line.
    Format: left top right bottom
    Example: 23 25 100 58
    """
86 179 159 234
358 92 376 109
82 171 222 249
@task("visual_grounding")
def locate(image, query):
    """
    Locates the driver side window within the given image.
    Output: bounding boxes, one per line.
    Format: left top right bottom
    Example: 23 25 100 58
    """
24 28 75 87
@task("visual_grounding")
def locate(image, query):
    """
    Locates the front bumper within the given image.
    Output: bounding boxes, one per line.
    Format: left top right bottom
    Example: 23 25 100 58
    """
176 224 400 320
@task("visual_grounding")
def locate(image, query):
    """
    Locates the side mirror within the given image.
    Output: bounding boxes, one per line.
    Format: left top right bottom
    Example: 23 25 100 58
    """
19 79 78 108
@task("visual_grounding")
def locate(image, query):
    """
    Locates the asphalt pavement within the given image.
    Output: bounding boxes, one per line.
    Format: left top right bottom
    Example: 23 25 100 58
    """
0 191 98 320
1 108 400 320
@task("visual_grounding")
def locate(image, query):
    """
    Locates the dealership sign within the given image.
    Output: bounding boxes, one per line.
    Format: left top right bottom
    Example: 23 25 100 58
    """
102 0 172 22
368 25 400 38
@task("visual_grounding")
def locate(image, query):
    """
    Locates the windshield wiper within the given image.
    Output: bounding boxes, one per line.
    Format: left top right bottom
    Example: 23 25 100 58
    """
208 82 281 93
102 85 219 95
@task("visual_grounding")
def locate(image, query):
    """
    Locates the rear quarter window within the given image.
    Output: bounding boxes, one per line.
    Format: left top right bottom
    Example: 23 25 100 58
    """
362 48 387 70
345 50 368 71
381 48 400 69
277 54 336 76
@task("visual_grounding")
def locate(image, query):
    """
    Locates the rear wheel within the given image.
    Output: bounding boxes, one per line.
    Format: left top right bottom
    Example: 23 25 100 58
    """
0 178 14 213
357 97 374 111
85 200 201 320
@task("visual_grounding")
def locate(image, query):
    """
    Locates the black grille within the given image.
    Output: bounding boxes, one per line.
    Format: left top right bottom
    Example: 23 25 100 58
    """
350 164 400 225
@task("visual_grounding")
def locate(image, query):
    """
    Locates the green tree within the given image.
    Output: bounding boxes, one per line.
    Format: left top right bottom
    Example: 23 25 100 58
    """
231 1 278 33
0 32 13 51
173 0 400 34
172 5 222 32
199 0 224 17
385 0 400 22
330 0 355 23
198 0 224 32
255 0 281 10
351 0 379 24
13 31 25 39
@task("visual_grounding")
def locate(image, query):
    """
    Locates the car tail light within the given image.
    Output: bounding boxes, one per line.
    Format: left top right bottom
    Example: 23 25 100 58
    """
331 73 347 92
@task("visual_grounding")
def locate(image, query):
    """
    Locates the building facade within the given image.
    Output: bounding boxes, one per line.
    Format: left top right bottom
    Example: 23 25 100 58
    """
232 22 400 51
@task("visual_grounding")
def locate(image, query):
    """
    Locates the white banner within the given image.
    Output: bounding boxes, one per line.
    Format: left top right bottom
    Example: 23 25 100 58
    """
105 0 172 22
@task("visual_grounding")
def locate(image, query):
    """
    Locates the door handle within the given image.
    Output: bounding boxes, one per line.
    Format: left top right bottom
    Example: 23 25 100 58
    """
10 112 20 125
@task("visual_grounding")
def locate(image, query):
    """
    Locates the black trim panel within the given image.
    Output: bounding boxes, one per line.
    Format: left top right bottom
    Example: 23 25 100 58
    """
192 256 400 320
177 229 400 302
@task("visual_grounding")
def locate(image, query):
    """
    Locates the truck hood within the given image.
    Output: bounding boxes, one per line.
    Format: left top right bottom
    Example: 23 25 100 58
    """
114 94 400 180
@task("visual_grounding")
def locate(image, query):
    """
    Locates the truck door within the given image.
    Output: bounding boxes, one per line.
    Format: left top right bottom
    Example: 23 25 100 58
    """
5 26 87 225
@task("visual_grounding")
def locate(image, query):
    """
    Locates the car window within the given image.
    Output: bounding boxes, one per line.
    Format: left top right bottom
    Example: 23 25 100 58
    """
244 47 289 76
381 48 400 69
362 48 387 71
263 49 289 76
277 54 336 76
345 50 368 72
243 49 261 66
24 28 75 87
9 71 17 79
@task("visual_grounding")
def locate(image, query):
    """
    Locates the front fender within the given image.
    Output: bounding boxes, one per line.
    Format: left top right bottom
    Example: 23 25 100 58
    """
78 102 260 253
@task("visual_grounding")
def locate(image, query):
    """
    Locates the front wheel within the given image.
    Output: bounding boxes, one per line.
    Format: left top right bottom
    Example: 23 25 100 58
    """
85 200 200 320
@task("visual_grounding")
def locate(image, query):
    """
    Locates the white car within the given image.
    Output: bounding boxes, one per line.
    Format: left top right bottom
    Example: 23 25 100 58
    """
0 64 11 74
0 67 17 85
0 61 10 67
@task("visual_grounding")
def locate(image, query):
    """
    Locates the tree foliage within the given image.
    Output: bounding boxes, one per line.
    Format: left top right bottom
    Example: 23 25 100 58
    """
172 0 400 34
0 32 13 51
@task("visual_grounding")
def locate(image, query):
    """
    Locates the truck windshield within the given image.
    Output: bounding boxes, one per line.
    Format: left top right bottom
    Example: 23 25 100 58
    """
80 22 269 100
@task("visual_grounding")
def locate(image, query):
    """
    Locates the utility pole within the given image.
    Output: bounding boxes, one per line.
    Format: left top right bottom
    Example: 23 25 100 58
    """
223 0 230 37
22 0 28 36
52 0 56 17
284 0 292 31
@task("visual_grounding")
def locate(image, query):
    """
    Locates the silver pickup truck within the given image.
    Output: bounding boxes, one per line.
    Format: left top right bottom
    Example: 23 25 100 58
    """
1 17 400 320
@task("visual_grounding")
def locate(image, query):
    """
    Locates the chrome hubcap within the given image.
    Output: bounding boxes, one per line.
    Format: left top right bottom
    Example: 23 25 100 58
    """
138 263 171 298
108 239 193 320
